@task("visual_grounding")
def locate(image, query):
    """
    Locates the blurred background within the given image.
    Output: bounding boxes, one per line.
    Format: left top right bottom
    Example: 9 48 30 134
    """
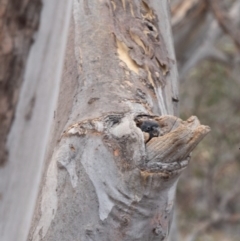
170 0 240 240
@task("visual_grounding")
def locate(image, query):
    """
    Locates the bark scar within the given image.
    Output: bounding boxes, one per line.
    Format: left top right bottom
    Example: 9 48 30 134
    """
135 115 211 174
108 0 170 89
63 113 210 176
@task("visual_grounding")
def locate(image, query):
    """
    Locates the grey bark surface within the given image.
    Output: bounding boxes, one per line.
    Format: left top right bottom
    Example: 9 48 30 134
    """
28 1 209 241
0 0 42 165
0 0 72 240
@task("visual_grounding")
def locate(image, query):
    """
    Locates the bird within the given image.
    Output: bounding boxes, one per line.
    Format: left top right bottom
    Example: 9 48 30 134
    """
139 120 160 142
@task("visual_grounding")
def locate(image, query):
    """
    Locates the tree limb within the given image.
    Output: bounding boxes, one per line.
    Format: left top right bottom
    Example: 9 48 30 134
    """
209 0 240 50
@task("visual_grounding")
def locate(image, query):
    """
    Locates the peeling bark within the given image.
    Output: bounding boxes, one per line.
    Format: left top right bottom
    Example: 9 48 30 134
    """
111 0 170 85
28 0 209 240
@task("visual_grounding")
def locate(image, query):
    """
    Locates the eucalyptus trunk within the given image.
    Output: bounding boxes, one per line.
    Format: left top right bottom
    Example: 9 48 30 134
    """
29 1 209 240
0 1 210 241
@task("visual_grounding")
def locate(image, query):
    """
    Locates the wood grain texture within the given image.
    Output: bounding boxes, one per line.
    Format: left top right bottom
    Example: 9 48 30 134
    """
146 116 210 172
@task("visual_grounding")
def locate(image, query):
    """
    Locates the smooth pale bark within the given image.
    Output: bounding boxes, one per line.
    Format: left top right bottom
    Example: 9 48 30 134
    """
28 1 209 241
0 0 41 165
0 1 72 241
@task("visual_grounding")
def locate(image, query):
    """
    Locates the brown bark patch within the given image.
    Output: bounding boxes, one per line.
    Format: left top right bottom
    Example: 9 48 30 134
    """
108 0 170 90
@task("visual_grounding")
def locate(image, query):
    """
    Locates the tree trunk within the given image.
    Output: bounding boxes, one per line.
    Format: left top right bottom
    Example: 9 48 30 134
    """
0 0 72 240
0 0 42 165
1 1 210 241
28 1 209 240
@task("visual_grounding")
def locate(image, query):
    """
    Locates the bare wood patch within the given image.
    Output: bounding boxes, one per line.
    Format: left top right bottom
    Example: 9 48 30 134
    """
108 0 170 89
